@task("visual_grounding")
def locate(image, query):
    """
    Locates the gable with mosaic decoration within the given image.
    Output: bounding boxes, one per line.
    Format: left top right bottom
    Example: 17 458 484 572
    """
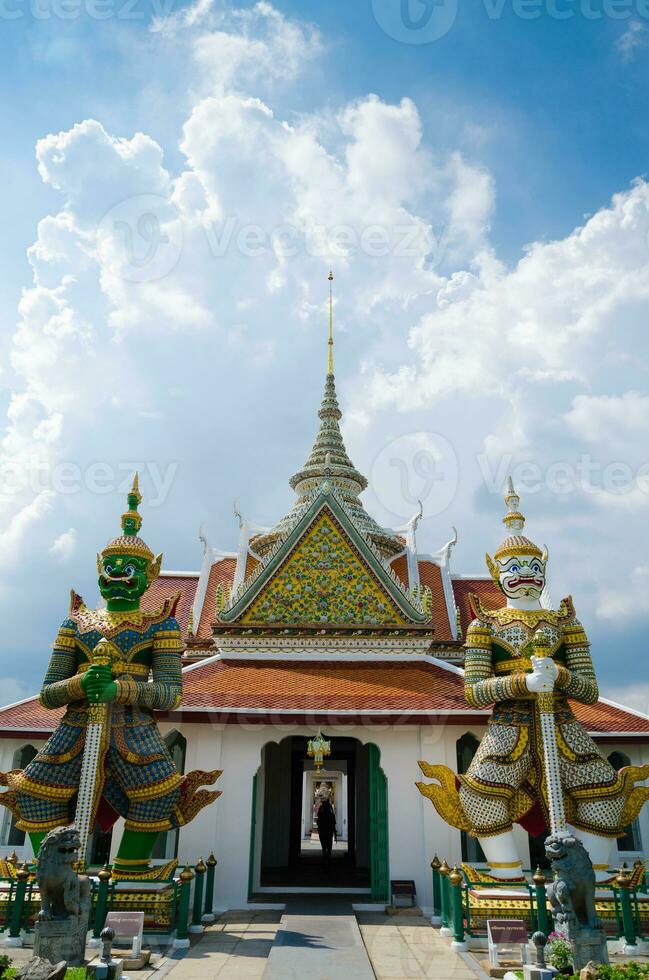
240 509 411 627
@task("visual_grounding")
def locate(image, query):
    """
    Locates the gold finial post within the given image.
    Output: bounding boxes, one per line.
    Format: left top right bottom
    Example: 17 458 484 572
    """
328 270 334 375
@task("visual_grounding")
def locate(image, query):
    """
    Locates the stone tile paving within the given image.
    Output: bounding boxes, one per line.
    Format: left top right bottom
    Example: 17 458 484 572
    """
263 902 374 979
111 908 486 980
7 912 648 979
165 910 282 979
357 913 487 980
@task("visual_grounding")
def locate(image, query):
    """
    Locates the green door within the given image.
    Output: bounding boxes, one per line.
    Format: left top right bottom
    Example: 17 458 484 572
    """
368 744 389 902
247 773 258 900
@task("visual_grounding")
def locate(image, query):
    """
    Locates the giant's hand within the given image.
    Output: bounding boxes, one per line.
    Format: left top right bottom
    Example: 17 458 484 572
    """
526 655 559 694
81 664 117 704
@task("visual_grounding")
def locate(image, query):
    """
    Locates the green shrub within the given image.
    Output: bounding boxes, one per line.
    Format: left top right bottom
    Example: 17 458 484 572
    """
597 965 649 979
546 935 573 971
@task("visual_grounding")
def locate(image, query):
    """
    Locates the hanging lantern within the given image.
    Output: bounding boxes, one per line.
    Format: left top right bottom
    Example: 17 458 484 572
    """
307 730 331 774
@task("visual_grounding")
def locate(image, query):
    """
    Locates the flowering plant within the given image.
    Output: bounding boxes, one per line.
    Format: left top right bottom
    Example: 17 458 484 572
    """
545 930 573 971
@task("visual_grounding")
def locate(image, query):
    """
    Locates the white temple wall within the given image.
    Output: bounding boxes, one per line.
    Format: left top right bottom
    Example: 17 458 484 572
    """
0 736 47 863
171 721 469 912
605 740 649 868
0 725 647 911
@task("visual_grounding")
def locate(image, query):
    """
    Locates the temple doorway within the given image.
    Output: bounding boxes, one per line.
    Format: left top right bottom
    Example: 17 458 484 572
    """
249 736 388 899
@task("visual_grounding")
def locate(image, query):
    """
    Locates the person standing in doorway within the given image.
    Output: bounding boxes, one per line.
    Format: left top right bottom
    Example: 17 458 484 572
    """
316 797 336 863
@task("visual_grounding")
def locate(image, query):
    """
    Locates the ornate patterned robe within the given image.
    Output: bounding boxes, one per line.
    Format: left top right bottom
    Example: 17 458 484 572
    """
5 593 214 835
458 596 632 839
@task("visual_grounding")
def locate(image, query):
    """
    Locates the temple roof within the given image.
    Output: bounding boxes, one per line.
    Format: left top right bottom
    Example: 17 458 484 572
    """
142 553 457 653
1 658 647 735
251 371 402 560
452 576 504 636
142 571 198 636
220 487 428 628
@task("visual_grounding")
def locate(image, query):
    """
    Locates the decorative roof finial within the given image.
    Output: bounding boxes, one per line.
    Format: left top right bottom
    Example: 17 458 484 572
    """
490 476 544 566
502 476 525 533
328 269 334 376
101 472 158 571
122 473 143 537
249 274 404 560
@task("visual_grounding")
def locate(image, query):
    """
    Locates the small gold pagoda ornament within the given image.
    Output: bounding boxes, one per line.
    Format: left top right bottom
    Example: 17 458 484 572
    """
307 730 331 774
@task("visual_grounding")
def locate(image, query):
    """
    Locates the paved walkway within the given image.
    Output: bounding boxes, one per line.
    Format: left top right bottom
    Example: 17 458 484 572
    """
263 899 374 979
358 913 485 979
166 910 281 978
163 906 486 980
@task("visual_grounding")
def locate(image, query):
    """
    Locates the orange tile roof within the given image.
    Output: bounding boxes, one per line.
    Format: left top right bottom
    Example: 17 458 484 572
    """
453 577 504 635
142 573 198 641
419 560 453 642
571 699 649 735
0 699 64 734
390 555 409 589
0 663 647 735
197 558 237 637
177 659 469 716
245 554 260 579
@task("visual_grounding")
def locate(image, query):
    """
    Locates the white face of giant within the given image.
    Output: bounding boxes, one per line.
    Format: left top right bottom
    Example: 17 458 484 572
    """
497 554 546 601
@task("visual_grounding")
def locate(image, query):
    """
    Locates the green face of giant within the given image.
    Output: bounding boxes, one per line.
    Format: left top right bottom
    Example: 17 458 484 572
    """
98 553 150 605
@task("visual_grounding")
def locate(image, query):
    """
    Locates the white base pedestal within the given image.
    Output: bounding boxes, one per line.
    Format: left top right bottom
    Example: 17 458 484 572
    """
188 925 204 935
4 937 22 948
622 943 641 956
451 941 468 952
440 927 452 938
201 913 215 924
172 938 190 949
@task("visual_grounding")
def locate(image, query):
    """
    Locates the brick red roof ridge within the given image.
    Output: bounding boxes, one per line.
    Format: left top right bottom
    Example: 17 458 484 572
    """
0 692 47 716
599 696 649 723
0 656 648 736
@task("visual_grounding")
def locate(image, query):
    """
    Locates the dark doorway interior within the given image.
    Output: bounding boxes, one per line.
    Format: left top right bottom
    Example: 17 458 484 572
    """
260 736 370 889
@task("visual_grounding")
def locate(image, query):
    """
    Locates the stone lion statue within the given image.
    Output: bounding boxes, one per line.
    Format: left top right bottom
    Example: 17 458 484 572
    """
545 833 600 932
36 826 90 921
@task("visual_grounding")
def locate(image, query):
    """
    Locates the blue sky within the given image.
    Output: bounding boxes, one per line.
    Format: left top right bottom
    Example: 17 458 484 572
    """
1 0 649 706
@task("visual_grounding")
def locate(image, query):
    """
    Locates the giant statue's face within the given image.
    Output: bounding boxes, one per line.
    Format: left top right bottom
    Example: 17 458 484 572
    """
497 553 546 600
98 553 150 603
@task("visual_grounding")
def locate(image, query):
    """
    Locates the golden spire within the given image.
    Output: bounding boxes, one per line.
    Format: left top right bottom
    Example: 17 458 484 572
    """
328 270 334 375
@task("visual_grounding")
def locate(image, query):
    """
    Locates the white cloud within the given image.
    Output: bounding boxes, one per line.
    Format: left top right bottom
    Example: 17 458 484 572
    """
616 20 649 63
49 528 78 564
356 178 649 627
565 392 649 446
153 0 321 95
3 0 649 694
0 492 55 563
366 180 649 415
0 3 501 684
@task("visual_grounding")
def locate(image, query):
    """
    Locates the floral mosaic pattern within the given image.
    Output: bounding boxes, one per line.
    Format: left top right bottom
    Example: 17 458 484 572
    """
241 512 408 626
